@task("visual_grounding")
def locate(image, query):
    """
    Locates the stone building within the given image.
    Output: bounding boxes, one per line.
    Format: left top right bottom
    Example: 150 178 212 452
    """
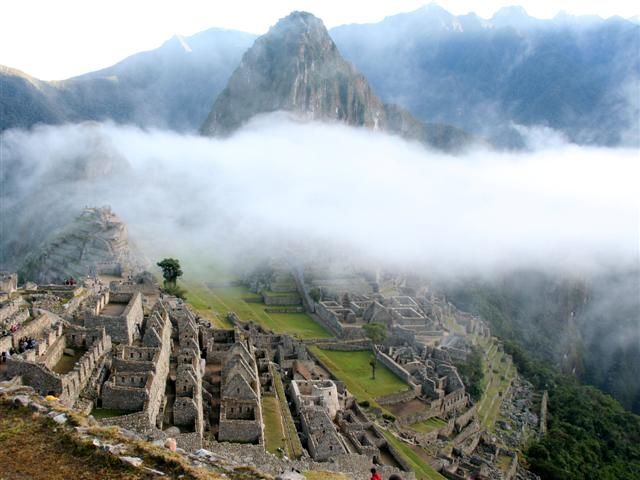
101 301 171 428
290 378 341 420
84 291 143 344
299 404 347 461
6 316 112 407
218 342 264 444
170 301 204 436
0 272 18 296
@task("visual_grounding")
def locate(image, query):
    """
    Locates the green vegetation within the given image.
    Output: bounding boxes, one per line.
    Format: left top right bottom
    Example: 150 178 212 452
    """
308 347 409 407
409 417 447 434
90 408 127 419
380 430 445 480
187 283 331 339
270 364 304 459
157 258 183 286
454 345 484 401
500 342 640 480
476 343 514 429
162 283 187 300
261 395 287 455
362 322 387 344
184 283 234 328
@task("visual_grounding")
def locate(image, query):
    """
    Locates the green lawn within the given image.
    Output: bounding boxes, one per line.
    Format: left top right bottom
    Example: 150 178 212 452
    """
91 408 127 419
409 417 447 434
308 347 410 406
270 364 304 459
262 395 287 455
186 282 331 339
381 430 446 480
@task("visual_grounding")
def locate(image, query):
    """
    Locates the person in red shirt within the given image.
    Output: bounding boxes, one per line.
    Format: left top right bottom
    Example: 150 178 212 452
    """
370 467 382 480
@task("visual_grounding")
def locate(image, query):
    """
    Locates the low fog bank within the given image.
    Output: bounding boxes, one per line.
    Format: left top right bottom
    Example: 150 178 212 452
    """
0 115 638 276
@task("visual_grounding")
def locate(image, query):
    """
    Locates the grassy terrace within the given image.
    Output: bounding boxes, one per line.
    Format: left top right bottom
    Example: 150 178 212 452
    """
307 347 409 407
476 341 515 429
261 395 287 455
381 430 446 480
269 364 304 459
409 416 447 434
186 282 331 339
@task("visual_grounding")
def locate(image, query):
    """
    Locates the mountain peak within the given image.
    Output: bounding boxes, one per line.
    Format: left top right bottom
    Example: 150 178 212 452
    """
200 10 384 137
200 11 471 150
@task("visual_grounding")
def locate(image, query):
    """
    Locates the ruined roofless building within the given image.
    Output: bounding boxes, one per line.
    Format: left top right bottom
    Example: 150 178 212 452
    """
218 342 263 444
84 291 143 345
5 311 112 408
101 301 171 428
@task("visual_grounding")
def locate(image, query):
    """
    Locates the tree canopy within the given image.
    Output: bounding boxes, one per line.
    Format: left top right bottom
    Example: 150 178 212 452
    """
363 323 387 344
156 258 183 286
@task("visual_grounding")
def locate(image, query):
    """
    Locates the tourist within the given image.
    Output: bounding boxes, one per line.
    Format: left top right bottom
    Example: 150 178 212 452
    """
370 467 382 480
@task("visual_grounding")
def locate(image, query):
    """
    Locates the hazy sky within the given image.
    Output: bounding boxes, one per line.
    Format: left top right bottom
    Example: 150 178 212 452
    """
1 0 638 80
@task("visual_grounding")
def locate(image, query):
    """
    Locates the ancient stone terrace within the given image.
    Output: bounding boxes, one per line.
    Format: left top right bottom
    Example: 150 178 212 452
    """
84 291 143 345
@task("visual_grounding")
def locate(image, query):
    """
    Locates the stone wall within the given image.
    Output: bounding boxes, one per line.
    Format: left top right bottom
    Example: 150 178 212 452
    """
263 306 305 313
376 389 419 406
374 346 415 385
317 342 370 351
102 305 171 426
314 302 344 336
12 312 56 348
454 404 476 431
7 326 111 407
263 293 301 306
0 272 18 293
201 441 415 480
218 418 263 443
86 291 143 345
40 334 66 370
101 383 148 411
6 359 63 397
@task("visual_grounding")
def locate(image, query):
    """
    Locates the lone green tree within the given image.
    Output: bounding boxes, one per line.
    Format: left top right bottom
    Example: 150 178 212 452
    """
157 258 183 287
363 323 386 380
363 322 387 344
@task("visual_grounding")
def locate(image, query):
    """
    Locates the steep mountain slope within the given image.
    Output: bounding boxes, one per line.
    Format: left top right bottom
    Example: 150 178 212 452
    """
0 66 67 131
331 5 640 147
441 268 640 413
58 29 256 131
2 6 637 147
201 11 471 151
20 207 144 283
0 29 255 133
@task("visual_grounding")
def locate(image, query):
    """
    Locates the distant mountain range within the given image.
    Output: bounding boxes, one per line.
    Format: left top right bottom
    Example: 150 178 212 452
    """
331 5 640 147
0 29 255 132
1 5 638 147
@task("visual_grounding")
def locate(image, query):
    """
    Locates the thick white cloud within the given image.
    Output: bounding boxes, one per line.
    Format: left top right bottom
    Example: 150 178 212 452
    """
2 116 638 275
